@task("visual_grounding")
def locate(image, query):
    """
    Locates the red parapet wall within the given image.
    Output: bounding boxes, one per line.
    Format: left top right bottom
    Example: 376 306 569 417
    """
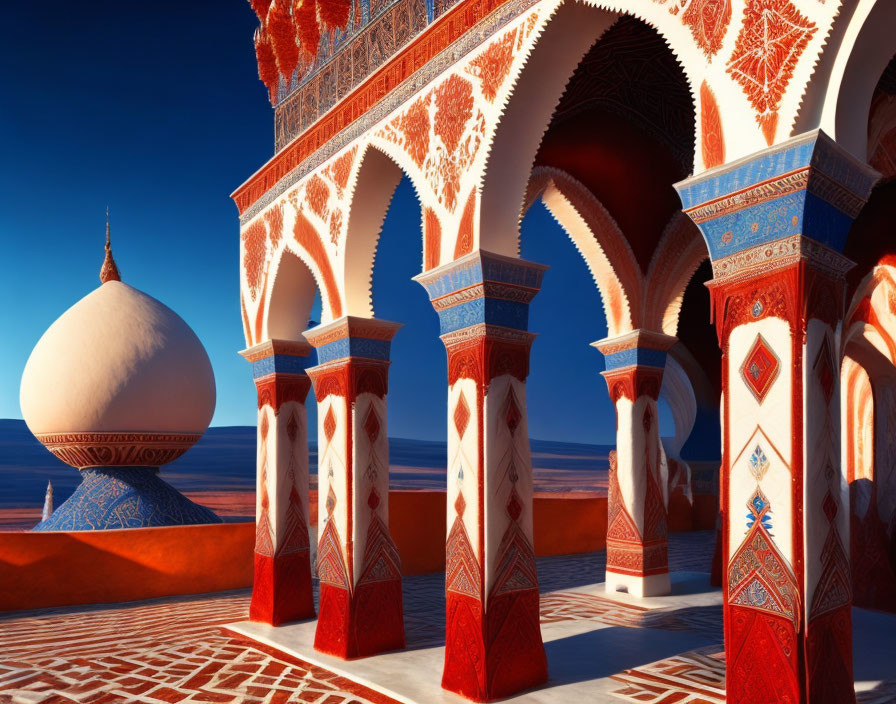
0 522 255 612
0 490 710 612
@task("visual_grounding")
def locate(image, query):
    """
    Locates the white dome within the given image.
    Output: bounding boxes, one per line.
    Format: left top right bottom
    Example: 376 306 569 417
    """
21 280 216 437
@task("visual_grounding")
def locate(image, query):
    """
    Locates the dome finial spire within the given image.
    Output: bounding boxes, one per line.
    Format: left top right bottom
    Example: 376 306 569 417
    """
100 206 121 284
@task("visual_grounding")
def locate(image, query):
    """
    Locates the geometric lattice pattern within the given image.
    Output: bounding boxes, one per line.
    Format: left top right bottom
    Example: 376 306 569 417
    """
0 592 396 704
609 647 726 704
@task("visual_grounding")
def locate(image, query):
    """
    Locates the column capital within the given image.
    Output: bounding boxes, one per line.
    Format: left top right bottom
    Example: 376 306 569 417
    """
414 249 548 337
304 316 402 365
592 329 677 370
675 130 879 282
240 338 314 376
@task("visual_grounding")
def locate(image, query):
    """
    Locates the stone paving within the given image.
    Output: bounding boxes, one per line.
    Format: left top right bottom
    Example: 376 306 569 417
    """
2 530 891 703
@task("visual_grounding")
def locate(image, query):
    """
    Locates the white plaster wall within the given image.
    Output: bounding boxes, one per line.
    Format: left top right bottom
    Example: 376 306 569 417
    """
483 374 536 597
803 318 847 611
727 318 794 566
447 378 481 562
615 395 649 535
351 392 391 584
274 400 311 554
317 395 350 562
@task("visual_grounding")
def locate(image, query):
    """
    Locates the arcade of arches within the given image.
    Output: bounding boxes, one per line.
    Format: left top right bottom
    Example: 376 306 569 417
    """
236 0 896 701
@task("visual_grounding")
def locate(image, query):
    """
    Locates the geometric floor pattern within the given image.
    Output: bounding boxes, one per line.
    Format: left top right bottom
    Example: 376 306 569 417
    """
609 647 726 704
4 531 889 703
0 591 397 704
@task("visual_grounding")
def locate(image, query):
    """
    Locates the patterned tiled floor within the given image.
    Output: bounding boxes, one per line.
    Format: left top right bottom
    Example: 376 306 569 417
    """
0 591 396 704
4 531 888 703
0 532 720 703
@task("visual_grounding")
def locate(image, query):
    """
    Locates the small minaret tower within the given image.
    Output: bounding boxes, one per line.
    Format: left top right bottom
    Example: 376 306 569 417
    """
41 481 53 522
99 207 121 284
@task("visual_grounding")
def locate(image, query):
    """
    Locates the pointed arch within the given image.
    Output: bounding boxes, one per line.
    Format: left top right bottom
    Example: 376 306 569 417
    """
644 211 709 337
341 145 409 318
796 0 896 160
265 249 319 343
478 2 619 256
526 166 641 337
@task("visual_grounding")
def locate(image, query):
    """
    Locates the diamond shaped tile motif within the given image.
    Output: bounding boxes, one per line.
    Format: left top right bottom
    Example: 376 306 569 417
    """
454 393 471 439
504 389 521 435
454 492 466 517
286 411 299 443
749 445 769 481
363 407 381 444
324 406 337 442
741 334 780 403
746 487 772 532
506 489 522 521
822 490 838 523
814 335 835 405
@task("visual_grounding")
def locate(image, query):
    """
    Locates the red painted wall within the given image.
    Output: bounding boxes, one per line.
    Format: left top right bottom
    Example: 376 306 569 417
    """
0 489 708 612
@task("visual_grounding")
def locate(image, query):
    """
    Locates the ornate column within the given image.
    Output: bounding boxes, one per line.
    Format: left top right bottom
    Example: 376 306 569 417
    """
593 330 677 598
676 130 879 704
304 316 405 659
240 339 316 626
415 250 548 702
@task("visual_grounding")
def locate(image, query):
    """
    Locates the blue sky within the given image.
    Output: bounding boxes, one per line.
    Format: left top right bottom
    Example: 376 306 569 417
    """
0 2 663 444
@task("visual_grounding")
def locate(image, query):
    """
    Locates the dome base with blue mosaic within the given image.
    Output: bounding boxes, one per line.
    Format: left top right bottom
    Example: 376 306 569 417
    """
35 467 222 531
21 225 221 531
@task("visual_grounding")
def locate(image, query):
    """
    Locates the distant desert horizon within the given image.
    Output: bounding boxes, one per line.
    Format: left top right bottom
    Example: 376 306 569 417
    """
0 419 612 531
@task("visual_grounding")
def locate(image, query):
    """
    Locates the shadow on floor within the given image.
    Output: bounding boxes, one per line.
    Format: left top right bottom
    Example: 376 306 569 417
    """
541 625 720 687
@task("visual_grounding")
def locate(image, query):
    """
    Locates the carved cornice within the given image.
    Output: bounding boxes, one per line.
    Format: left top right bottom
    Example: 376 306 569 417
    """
592 329 678 356
304 316 403 348
441 323 536 348
235 0 540 221
711 235 854 284
240 337 314 362
684 168 810 225
36 432 201 470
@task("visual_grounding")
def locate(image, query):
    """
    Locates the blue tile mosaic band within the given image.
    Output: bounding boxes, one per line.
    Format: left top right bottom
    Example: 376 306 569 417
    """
34 467 221 531
416 252 547 335
314 336 393 364
602 347 668 371
418 254 546 301
434 296 531 335
676 137 818 211
251 353 315 379
676 131 879 262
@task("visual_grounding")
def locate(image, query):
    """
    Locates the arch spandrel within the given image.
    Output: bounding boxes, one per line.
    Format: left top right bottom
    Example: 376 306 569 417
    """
239 0 896 348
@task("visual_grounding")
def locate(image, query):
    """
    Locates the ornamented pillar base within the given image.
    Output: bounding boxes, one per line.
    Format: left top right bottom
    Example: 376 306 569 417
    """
250 552 315 625
442 591 547 701
605 570 671 599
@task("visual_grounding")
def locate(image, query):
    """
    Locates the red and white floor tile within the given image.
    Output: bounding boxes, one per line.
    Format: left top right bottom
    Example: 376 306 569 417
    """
2 532 892 703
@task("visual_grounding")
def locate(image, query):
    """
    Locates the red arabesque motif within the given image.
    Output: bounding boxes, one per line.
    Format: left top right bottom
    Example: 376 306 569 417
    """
682 0 732 58
700 81 725 168
466 28 516 102
726 0 817 145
